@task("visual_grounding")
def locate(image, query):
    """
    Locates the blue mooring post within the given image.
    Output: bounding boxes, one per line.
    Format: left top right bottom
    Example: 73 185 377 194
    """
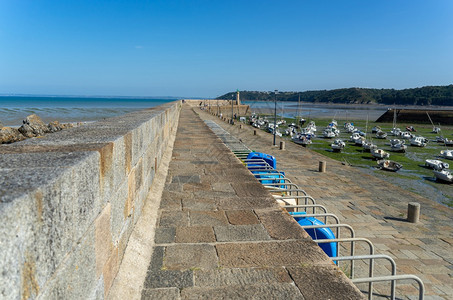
273 89 278 146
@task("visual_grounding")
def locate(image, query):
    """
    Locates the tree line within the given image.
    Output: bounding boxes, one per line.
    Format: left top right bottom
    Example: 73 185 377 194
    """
217 85 453 106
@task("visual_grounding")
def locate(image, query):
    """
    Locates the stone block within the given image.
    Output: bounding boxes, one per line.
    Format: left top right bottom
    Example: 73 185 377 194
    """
255 208 311 240
110 181 128 242
144 269 193 289
103 246 119 297
287 265 365 299
214 224 270 242
154 227 176 244
180 283 303 299
192 267 292 287
125 169 136 218
159 211 189 227
72 152 102 240
0 193 34 299
95 204 113 276
189 211 228 226
225 210 260 225
141 287 180 299
171 175 201 184
163 244 218 270
181 198 216 211
175 226 216 243
37 227 97 300
216 240 331 268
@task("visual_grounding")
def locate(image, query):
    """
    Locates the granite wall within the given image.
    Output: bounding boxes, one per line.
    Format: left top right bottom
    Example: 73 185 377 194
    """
0 101 181 299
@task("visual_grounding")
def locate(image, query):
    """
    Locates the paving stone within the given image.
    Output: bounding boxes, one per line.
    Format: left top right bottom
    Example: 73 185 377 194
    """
154 227 176 244
287 265 365 299
159 197 182 211
143 269 193 289
141 287 180 300
183 182 211 192
193 267 292 287
171 175 201 184
189 210 229 226
147 246 164 272
214 224 270 242
175 226 216 243
225 210 260 225
164 244 218 270
182 198 216 211
255 208 311 240
159 211 189 227
231 182 269 197
216 240 331 268
180 283 303 300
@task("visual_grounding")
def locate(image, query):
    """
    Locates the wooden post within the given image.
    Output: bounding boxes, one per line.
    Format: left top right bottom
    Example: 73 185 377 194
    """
319 161 326 172
254 130 257 135
279 141 285 150
407 202 420 223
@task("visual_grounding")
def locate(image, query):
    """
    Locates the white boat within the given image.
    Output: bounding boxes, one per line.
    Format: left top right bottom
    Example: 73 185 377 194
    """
390 140 407 152
371 148 390 159
362 141 377 152
377 160 402 172
400 132 413 140
425 159 449 170
344 122 355 132
444 139 453 146
390 128 401 136
435 136 446 143
433 169 453 183
323 128 336 138
440 150 453 160
375 130 387 139
426 112 441 134
410 136 427 147
371 126 381 133
331 139 346 152
354 136 366 146
389 108 400 136
349 132 361 143
292 134 312 146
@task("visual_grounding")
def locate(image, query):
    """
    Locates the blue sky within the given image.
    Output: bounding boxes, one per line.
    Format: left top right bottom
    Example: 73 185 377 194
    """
1 0 452 98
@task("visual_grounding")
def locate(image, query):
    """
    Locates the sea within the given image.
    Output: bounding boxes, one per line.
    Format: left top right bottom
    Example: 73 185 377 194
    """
0 96 178 126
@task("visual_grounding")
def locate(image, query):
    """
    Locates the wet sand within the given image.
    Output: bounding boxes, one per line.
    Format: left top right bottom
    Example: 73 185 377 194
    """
245 101 453 121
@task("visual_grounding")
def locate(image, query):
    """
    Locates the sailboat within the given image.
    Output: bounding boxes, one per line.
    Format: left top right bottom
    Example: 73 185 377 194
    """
427 112 441 133
390 108 401 136
362 114 377 152
296 94 306 126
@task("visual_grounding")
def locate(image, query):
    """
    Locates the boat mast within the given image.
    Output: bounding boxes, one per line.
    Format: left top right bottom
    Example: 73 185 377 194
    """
297 94 300 124
392 107 396 129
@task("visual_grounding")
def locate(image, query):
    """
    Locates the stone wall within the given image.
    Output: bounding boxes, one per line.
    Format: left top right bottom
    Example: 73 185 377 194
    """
376 108 453 124
0 101 181 299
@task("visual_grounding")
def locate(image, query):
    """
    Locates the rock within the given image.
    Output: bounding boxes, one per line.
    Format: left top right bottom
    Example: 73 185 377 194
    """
0 127 26 144
47 121 62 132
18 114 49 137
60 123 74 129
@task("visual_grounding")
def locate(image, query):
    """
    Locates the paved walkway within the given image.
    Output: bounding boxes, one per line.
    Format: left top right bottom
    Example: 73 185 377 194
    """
140 105 364 299
198 108 453 299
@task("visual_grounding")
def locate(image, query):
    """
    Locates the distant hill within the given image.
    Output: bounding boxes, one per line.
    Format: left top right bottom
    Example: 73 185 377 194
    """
217 85 453 106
